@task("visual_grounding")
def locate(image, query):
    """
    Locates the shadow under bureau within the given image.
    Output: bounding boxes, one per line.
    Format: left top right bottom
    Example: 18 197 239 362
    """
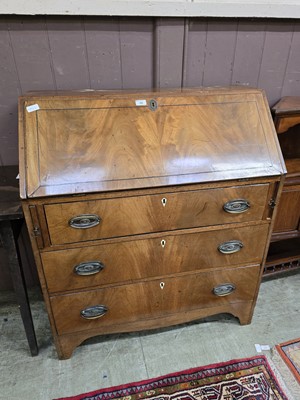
18 87 286 359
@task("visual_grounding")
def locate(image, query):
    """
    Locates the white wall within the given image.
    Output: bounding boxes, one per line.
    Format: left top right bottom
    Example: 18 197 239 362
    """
1 0 300 18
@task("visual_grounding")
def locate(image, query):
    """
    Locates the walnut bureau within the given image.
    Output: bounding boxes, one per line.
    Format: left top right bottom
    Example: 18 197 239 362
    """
19 87 286 359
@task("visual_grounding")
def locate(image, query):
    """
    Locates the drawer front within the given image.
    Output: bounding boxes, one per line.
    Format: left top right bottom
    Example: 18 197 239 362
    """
44 184 269 245
42 224 268 293
51 265 260 335
275 115 300 134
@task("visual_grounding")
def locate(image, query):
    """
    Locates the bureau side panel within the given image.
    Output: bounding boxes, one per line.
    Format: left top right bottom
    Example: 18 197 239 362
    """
21 201 64 358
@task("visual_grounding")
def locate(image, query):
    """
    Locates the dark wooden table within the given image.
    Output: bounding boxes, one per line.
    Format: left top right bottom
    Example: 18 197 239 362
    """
264 97 300 276
0 165 38 356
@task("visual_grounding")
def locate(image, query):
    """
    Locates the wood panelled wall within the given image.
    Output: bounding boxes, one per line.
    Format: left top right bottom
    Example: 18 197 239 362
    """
0 16 300 166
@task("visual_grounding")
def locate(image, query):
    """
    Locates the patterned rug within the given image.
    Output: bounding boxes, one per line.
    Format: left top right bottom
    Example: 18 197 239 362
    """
276 338 300 384
54 355 289 400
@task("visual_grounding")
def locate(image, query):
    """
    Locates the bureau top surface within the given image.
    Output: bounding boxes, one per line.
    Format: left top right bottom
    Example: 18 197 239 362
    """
19 87 286 198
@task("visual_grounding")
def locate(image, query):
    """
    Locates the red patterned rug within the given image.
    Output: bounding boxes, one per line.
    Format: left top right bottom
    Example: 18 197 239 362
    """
54 355 289 400
276 337 300 384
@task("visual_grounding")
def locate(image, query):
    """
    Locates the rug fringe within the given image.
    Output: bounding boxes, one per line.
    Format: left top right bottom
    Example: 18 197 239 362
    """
269 348 300 400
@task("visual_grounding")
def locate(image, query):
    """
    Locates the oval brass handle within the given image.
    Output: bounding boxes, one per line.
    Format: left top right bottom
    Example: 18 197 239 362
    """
218 240 243 254
80 305 108 320
69 214 101 229
213 283 236 297
74 261 105 276
223 199 250 214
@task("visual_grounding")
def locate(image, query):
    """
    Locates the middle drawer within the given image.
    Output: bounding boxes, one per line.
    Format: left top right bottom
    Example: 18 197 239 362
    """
41 223 268 293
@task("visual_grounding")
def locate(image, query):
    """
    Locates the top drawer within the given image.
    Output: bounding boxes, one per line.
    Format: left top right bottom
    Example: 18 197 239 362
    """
44 184 270 245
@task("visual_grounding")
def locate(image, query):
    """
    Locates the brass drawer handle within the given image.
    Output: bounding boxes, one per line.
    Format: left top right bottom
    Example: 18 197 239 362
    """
80 305 108 320
74 261 105 276
223 199 250 214
69 214 101 229
213 283 236 297
218 240 243 254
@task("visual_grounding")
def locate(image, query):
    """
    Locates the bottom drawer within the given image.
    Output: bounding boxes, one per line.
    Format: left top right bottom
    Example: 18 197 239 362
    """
51 265 260 335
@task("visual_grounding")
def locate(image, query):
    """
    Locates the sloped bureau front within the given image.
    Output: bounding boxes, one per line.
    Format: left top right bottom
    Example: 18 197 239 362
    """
19 87 286 359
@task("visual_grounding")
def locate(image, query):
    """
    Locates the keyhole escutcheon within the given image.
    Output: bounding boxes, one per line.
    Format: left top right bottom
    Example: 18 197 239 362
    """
161 198 167 207
161 239 166 248
160 282 165 289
